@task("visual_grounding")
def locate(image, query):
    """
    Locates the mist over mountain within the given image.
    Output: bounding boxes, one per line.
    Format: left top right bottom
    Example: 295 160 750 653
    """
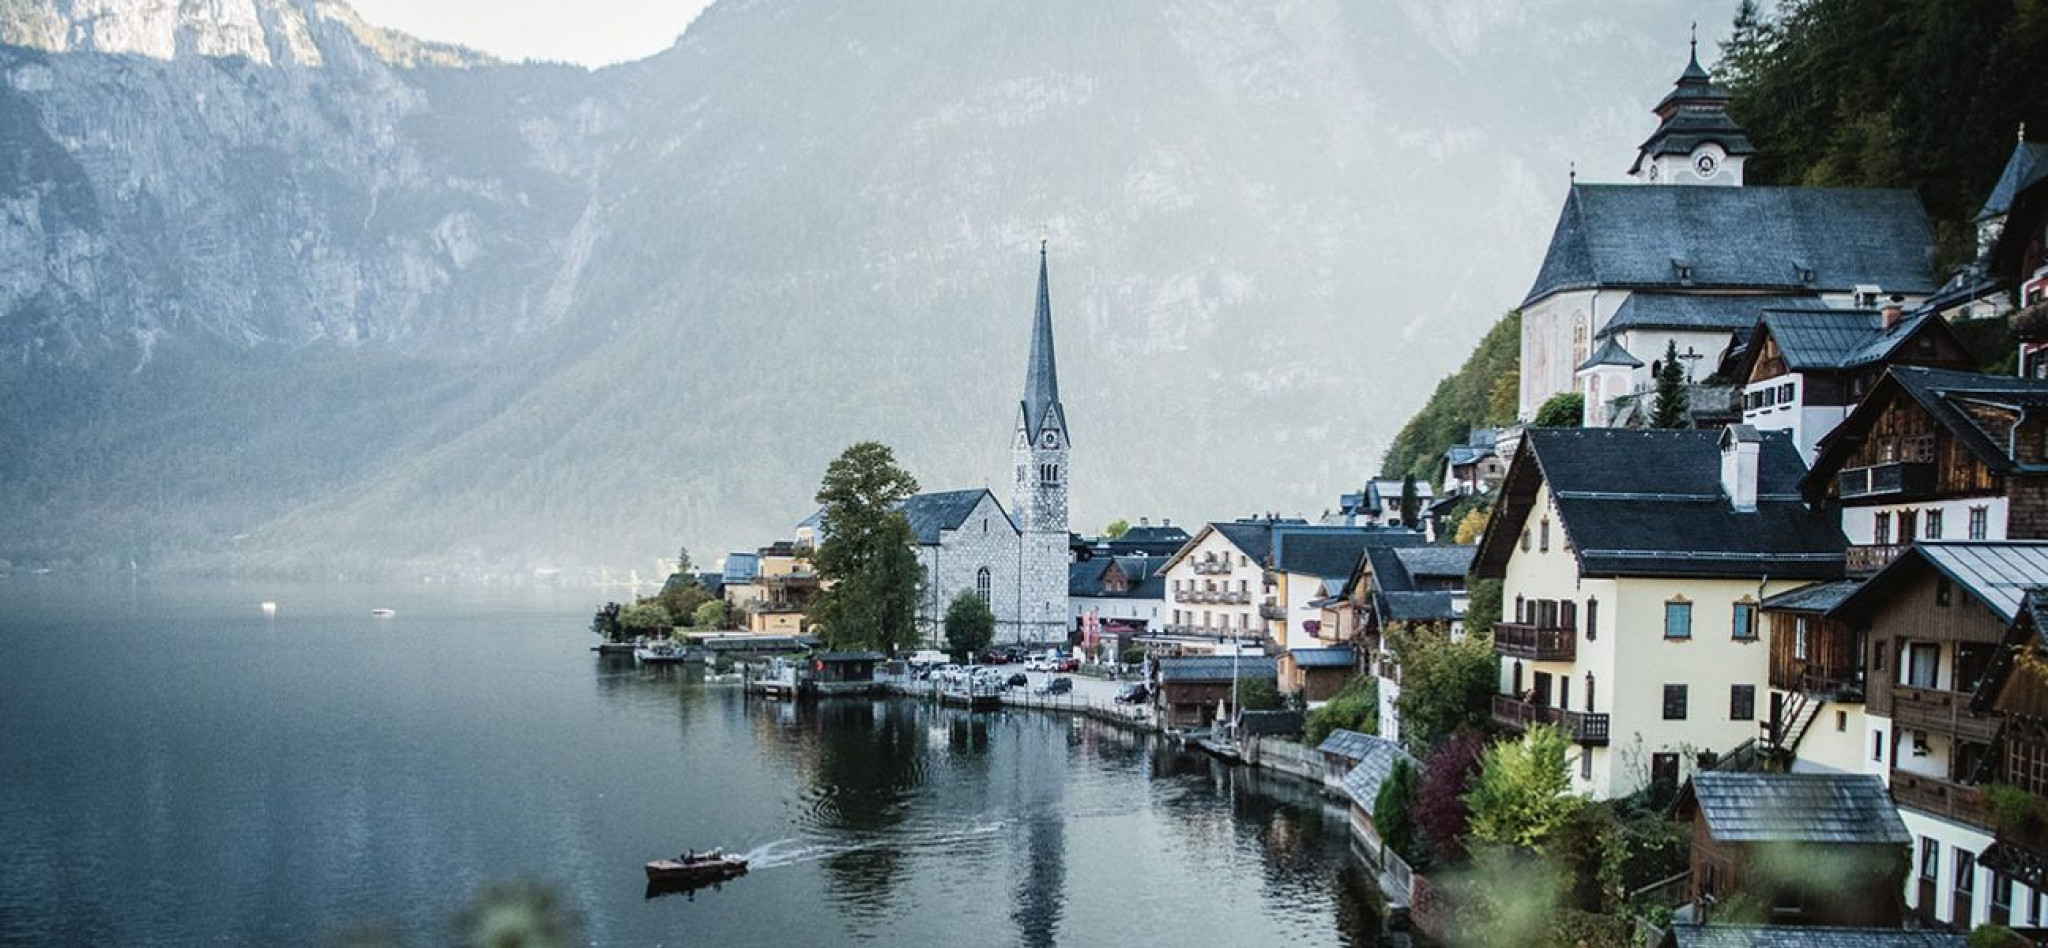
0 0 1709 577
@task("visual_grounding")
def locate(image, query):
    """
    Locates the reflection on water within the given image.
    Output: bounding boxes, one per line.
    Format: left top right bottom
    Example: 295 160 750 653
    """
0 580 1391 947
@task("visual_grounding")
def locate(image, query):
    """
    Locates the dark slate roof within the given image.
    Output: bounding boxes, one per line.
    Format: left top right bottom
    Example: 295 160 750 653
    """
816 651 887 662
1669 926 1967 948
1288 647 1356 669
1478 428 1846 580
1760 578 1861 614
1020 246 1068 441
1272 528 1426 580
1576 336 1644 371
1978 140 2048 222
1210 521 1276 565
1119 525 1191 545
1835 542 2048 624
1381 591 1463 622
1758 308 1939 371
1523 185 1936 307
896 489 1014 545
1317 729 1379 762
1600 293 1827 338
1394 546 1475 579
1683 772 1907 844
1156 656 1278 684
1237 710 1304 736
1810 368 2048 495
1069 556 1165 599
1444 442 1497 466
1340 738 1418 810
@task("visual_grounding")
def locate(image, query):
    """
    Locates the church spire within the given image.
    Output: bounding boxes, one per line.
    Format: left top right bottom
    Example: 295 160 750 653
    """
1628 33 1754 185
1021 240 1064 441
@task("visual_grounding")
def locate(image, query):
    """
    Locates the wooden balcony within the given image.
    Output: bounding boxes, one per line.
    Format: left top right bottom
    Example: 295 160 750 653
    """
1491 694 1610 745
1890 771 1992 830
1837 461 1936 501
1493 622 1576 662
1846 544 1905 574
1893 685 2002 744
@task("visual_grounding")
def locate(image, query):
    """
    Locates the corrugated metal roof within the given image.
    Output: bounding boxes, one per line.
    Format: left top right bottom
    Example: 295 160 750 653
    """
1287 647 1355 669
1684 772 1907 844
1915 542 2048 622
1670 925 1965 948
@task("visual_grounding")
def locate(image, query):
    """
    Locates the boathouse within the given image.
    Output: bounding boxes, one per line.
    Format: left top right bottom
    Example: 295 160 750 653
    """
1677 771 1910 927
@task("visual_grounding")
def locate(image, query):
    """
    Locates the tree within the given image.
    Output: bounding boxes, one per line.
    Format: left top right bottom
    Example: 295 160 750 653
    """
657 579 712 626
1465 724 1586 850
1486 368 1520 427
1464 578 1502 639
943 590 995 661
693 599 729 630
809 441 925 653
1399 475 1420 528
1453 507 1492 545
1102 518 1131 539
1649 340 1688 429
1375 757 1421 865
1236 676 1284 712
1305 674 1378 745
1532 392 1584 428
1413 730 1488 867
674 546 694 574
1378 311 1521 482
590 601 623 642
618 600 671 637
1386 623 1498 752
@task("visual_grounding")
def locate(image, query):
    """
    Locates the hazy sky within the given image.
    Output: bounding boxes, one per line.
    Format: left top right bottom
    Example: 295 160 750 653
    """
349 0 715 67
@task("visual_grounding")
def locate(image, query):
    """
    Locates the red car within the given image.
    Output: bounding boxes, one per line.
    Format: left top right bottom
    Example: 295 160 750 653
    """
1054 658 1079 672
979 650 1011 664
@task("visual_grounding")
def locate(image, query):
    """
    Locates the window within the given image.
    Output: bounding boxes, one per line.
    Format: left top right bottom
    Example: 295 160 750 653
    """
1875 730 1887 763
1794 617 1809 660
1874 511 1892 546
1520 530 1531 552
1586 598 1599 641
1971 505 1990 540
1875 640 1888 673
1920 837 1940 882
1540 518 1551 552
1908 643 1940 689
976 567 992 602
1663 684 1688 720
1581 748 1592 780
1937 576 1953 607
1956 848 1978 897
1651 752 1680 790
1040 463 1061 486
1665 599 1692 640
1778 382 1794 403
1923 509 1942 539
1732 602 1759 641
1730 685 1755 721
1994 871 2014 918
1836 710 1848 732
1898 510 1918 544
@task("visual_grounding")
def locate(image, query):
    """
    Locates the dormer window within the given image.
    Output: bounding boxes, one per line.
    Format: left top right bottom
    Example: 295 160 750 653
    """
1672 258 1694 282
1793 263 1815 285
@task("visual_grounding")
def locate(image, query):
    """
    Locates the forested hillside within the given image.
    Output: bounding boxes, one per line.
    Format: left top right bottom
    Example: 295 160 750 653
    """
1377 312 1518 484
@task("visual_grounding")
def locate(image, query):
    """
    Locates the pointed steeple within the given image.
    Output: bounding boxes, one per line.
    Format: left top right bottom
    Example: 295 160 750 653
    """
1021 240 1065 441
1629 34 1754 182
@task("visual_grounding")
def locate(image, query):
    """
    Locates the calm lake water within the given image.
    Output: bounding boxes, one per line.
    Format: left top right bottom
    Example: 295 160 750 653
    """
0 579 1385 946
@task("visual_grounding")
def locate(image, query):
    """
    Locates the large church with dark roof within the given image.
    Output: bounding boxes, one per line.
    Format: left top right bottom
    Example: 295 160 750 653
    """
1518 39 1939 425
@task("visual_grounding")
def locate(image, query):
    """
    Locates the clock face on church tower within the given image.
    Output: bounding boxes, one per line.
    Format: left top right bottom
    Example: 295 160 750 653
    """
1040 430 1059 449
1694 152 1719 177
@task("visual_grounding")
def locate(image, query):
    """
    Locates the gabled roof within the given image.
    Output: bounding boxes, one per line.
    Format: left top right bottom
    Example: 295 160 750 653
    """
1679 772 1908 845
1832 541 2048 625
1069 556 1166 599
1575 336 1644 372
1601 293 1827 338
896 489 1016 545
1156 656 1278 684
1977 139 2048 222
1340 739 1418 811
1393 546 1475 580
1746 307 1961 375
1669 926 1966 948
1760 578 1861 614
1118 525 1191 545
1476 428 1845 581
1805 367 2048 500
1317 729 1379 763
1523 185 1936 307
1272 528 1426 580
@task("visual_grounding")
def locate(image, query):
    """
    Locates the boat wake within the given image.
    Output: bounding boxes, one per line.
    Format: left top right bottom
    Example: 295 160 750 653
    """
742 819 1010 870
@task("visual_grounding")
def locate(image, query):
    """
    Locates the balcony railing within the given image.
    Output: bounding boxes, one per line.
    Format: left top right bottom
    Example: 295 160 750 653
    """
1259 603 1286 621
1192 560 1232 575
1837 461 1936 500
1491 694 1610 745
1846 544 1906 574
1893 685 2001 744
1493 622 1577 662
1891 771 1992 830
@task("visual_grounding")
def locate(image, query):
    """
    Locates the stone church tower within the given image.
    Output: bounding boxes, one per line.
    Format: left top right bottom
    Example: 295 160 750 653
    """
1012 242 1071 643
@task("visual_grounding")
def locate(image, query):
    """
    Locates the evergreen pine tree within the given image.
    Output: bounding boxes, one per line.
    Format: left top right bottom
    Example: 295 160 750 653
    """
1399 475 1420 528
1649 340 1689 429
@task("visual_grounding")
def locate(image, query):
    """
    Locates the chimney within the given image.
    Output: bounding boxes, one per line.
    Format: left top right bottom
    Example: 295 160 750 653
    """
1162 518 1171 527
1720 425 1763 512
1139 517 1150 527
1881 294 1906 329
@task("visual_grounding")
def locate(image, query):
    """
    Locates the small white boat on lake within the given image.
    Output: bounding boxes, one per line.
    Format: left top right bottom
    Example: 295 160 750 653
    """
370 608 396 618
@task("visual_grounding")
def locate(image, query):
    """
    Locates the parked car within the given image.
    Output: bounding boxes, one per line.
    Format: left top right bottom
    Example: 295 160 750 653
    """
1113 683 1148 704
1002 646 1028 662
1024 657 1051 672
1054 658 1079 673
1007 672 1029 689
979 650 1010 664
1035 677 1073 696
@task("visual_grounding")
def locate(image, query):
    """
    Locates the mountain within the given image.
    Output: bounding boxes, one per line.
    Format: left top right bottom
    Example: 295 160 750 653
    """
0 0 1713 577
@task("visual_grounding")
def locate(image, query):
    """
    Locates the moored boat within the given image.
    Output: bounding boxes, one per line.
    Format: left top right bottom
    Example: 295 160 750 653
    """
645 850 748 885
633 643 697 664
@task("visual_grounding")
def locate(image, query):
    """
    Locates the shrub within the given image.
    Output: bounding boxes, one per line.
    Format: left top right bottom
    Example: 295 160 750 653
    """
1414 730 1487 866
1304 675 1378 745
1464 724 1585 850
1375 758 1421 865
1236 676 1284 712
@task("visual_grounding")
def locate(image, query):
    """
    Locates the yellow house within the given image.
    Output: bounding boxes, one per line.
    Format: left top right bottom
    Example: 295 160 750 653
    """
1474 426 1847 799
743 540 821 636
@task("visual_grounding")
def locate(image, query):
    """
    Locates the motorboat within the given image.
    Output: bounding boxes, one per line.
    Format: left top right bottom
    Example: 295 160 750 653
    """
645 849 748 885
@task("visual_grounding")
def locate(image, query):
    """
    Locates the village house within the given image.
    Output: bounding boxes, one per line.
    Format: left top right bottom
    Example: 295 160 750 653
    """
1348 545 1475 745
1265 526 1425 698
1068 554 1166 654
1676 771 1910 928
1440 428 1505 497
1969 589 2048 924
1150 655 1278 730
1475 426 1846 799
1151 518 1294 655
1732 301 1973 460
1979 134 2048 376
1075 519 1190 559
1519 42 1937 422
1322 479 1436 530
1757 578 1868 776
1815 541 2048 930
744 540 819 635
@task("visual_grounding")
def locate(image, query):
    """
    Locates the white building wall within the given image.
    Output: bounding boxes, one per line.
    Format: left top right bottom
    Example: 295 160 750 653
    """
1160 531 1262 639
1840 496 2010 545
1520 290 1630 421
1070 594 1163 628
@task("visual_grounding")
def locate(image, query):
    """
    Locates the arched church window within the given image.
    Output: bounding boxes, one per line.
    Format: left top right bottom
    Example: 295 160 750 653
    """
976 567 992 602
1572 312 1589 368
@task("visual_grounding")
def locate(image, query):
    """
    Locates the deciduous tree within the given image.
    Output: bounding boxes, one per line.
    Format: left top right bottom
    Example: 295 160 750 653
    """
809 441 924 653
943 589 995 661
1465 724 1586 850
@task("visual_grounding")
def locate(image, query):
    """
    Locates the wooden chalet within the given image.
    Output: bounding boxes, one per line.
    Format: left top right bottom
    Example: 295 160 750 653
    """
1677 772 1910 928
1972 589 2048 898
1151 655 1278 729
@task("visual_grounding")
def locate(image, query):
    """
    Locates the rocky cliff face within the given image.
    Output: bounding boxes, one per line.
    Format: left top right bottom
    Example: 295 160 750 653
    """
0 0 1705 576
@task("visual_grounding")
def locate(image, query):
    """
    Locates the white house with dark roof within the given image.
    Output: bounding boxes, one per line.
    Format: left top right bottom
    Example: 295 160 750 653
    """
1733 305 1973 460
1518 44 1937 420
1475 426 1848 799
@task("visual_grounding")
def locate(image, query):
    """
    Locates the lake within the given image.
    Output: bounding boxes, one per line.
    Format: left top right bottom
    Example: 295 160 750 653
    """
0 579 1387 946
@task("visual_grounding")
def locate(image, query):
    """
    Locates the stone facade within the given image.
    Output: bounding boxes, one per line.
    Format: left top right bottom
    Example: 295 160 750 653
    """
911 490 1028 644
